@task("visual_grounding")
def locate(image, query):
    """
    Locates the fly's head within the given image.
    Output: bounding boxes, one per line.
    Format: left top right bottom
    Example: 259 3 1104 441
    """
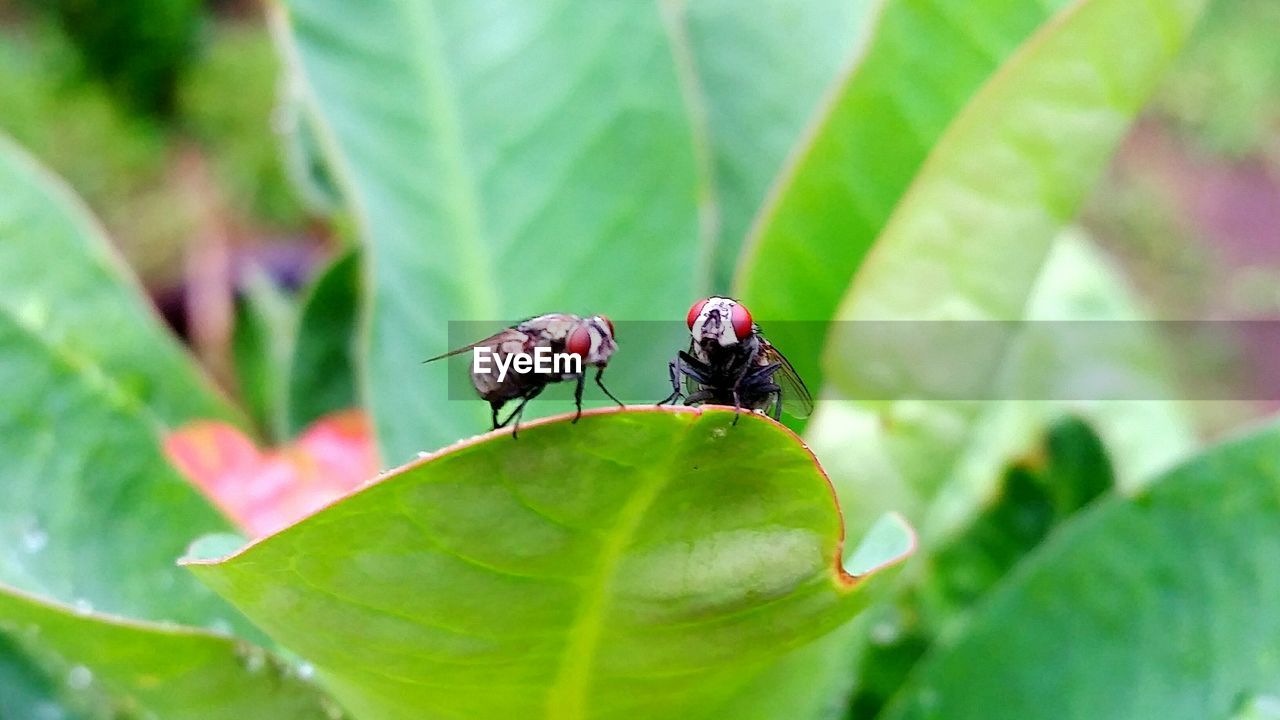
565 315 617 367
686 297 754 356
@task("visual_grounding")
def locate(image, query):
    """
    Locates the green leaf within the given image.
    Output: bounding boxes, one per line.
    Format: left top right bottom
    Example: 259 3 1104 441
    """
850 417 1116 717
0 131 236 427
708 620 865 720
287 250 360 435
0 585 338 720
809 232 1196 547
273 1 704 461
188 408 913 720
0 131 327 716
824 0 1207 389
0 132 237 621
882 422 1280 720
734 0 1073 389
277 48 345 217
676 0 870 289
921 417 1114 616
232 266 299 442
805 0 1208 546
0 633 85 720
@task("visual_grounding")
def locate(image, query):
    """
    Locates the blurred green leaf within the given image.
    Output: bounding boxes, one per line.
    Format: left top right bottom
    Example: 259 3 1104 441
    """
277 70 346 218
0 131 236 428
0 633 84 720
805 232 1196 720
850 417 1115 717
287 250 360 435
1154 0 1280 157
922 417 1113 616
182 23 308 228
809 0 1207 542
273 0 705 462
734 0 1073 390
0 133 328 716
676 0 870 289
0 132 240 617
882 422 1280 720
232 266 299 443
0 586 337 720
824 0 1206 390
810 232 1196 548
26 0 203 118
189 408 913 720
708 621 865 720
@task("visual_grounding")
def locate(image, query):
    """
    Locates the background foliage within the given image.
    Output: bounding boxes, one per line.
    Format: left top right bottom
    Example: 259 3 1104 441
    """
1 0 1277 718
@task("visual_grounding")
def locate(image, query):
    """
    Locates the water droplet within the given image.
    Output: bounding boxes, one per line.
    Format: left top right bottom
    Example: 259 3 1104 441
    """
72 599 93 615
236 644 267 673
21 523 48 553
15 297 48 330
416 451 429 458
711 427 727 439
320 698 345 720
66 664 93 690
31 701 62 720
296 662 315 680
870 620 900 645
208 618 233 636
917 687 938 710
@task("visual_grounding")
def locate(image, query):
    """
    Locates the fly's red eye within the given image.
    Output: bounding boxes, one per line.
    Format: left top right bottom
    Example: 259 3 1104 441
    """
599 315 615 337
567 325 592 358
730 302 753 339
686 299 709 329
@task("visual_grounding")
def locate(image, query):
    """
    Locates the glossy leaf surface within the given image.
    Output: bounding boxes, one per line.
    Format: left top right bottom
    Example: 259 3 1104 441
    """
190 408 914 720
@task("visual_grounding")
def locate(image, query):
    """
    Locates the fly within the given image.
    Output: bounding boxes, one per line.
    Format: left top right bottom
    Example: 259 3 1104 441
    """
659 297 813 422
426 313 624 436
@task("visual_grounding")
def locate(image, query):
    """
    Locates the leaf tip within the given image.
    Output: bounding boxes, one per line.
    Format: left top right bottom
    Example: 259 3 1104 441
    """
839 511 916 585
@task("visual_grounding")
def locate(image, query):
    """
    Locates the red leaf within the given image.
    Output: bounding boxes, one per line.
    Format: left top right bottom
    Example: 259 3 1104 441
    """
165 410 378 536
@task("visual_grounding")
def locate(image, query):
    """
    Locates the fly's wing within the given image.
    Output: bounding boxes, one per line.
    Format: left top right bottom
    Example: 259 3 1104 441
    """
423 327 529 363
682 371 704 399
760 339 814 418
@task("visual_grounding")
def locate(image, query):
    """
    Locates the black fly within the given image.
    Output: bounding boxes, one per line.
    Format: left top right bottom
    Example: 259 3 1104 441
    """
426 313 623 436
659 297 813 422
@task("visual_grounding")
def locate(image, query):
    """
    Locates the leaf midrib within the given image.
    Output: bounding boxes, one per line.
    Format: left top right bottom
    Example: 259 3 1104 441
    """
0 309 169 436
401 0 499 320
545 419 690 718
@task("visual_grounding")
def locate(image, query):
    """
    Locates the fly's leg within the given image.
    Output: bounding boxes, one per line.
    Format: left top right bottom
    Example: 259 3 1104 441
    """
509 401 529 439
490 400 505 431
729 345 769 426
657 356 684 406
658 345 704 406
572 374 586 423
595 367 625 409
498 386 545 439
739 363 783 420
494 401 522 429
